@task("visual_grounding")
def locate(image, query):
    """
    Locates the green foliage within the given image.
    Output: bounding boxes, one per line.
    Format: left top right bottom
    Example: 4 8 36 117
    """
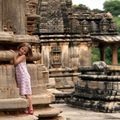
118 47 120 64
103 0 120 32
91 48 100 62
104 0 120 16
72 4 90 12
91 47 112 65
92 9 103 13
113 17 120 33
105 47 112 64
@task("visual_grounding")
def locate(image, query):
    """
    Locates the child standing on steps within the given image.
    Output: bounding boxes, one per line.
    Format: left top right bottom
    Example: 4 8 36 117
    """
12 42 34 115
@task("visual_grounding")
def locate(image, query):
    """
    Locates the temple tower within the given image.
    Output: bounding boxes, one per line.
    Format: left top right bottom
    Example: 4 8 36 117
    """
37 0 92 92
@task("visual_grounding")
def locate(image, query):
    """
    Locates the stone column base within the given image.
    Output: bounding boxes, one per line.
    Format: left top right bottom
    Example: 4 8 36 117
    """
32 93 55 105
0 98 27 110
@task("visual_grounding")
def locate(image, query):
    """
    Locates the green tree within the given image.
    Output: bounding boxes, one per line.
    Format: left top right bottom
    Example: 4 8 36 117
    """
72 4 90 12
105 47 112 64
91 48 100 63
113 17 120 33
91 47 112 65
103 0 120 16
104 0 120 33
118 48 120 64
92 9 103 13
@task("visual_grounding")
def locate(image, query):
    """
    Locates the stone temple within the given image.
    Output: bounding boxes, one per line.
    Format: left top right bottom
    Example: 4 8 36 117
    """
37 0 120 113
0 0 120 119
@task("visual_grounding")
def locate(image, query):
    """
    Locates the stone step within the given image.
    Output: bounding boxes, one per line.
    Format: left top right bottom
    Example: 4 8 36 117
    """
0 98 27 110
34 106 62 118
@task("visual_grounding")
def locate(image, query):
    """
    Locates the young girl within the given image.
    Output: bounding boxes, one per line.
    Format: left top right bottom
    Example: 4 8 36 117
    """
12 42 33 115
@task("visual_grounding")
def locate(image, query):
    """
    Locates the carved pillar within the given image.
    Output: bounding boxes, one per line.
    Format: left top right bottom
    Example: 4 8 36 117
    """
2 0 26 34
112 45 118 65
61 42 69 67
0 0 2 31
100 45 106 61
39 0 48 33
69 42 79 67
26 0 39 35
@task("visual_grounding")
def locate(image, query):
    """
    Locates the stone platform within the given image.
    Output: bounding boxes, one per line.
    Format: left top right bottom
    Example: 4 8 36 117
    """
0 106 64 120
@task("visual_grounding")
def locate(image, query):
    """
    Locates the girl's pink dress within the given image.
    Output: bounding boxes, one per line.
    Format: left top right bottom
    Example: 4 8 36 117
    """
15 61 32 95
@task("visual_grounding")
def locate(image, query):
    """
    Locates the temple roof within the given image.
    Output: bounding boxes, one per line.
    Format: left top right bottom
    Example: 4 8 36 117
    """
91 35 120 43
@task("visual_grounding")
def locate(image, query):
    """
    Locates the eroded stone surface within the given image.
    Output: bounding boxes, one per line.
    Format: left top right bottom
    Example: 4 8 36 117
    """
52 104 120 120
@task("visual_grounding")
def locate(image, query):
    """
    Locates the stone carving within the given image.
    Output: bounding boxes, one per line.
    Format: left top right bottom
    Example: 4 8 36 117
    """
100 18 109 33
81 20 89 34
50 45 61 68
47 0 64 33
70 15 80 33
26 0 39 35
3 20 16 33
26 0 38 15
90 21 97 33
108 20 117 33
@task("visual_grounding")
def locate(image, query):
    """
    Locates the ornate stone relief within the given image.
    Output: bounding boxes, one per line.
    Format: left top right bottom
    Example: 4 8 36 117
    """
50 43 61 68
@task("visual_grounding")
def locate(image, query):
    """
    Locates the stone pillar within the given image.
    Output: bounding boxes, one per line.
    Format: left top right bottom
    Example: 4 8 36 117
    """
78 41 92 66
112 45 118 65
26 0 39 35
27 64 54 105
2 0 26 34
0 51 28 110
0 0 2 31
100 45 106 61
41 44 50 68
61 42 69 67
69 42 80 68
39 1 48 33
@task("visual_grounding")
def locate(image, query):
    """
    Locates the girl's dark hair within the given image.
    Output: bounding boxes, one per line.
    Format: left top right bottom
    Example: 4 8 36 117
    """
17 42 32 57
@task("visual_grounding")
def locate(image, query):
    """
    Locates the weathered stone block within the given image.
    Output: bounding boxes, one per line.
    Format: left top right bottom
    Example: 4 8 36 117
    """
0 98 27 110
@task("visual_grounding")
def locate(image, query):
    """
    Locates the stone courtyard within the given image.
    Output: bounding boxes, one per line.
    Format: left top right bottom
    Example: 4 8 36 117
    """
1 103 120 120
52 104 120 120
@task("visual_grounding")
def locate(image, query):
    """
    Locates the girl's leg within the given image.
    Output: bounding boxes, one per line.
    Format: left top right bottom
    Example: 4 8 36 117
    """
25 95 33 114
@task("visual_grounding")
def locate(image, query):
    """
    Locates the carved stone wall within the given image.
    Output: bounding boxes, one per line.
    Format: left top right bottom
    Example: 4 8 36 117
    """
40 35 92 90
25 0 39 35
39 0 72 33
47 0 64 33
41 36 92 69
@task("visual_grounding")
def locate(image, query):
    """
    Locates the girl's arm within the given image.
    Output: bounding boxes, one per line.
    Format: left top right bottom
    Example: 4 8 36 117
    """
13 54 26 66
